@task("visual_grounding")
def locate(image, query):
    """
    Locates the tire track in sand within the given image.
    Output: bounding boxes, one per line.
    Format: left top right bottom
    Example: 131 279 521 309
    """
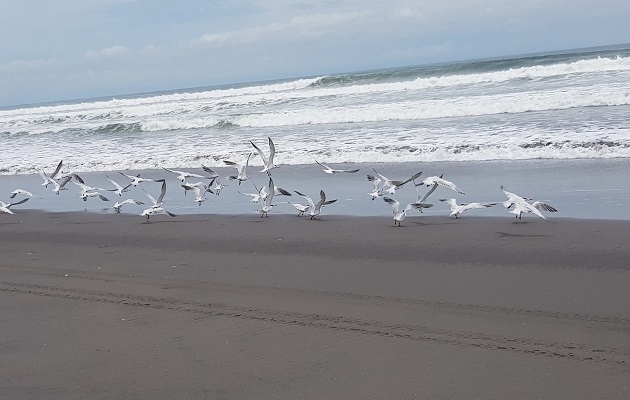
1 280 627 365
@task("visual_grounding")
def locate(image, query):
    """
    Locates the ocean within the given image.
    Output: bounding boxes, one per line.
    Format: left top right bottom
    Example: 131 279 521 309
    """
1 44 630 219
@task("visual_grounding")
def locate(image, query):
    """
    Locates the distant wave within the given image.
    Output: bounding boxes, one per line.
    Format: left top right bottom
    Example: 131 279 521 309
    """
3 138 630 175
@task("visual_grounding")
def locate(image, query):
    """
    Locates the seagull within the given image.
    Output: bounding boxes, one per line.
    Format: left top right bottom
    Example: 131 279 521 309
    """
162 167 206 182
119 172 162 187
287 201 310 216
294 190 337 219
500 185 557 221
417 175 465 195
10 189 35 199
383 197 433 226
315 160 359 174
223 153 252 185
143 180 168 208
440 198 497 218
72 182 108 202
49 174 77 195
106 175 132 196
250 137 278 175
367 174 383 200
211 176 227 195
181 181 213 205
372 168 423 195
0 198 29 215
140 206 176 220
259 177 275 217
509 201 556 221
201 165 220 179
37 160 63 187
113 199 144 213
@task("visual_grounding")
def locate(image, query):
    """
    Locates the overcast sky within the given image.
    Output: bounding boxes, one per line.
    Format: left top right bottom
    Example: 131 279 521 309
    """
1 0 629 107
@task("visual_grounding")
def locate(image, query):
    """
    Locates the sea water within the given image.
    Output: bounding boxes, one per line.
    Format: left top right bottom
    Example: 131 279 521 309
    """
1 44 629 218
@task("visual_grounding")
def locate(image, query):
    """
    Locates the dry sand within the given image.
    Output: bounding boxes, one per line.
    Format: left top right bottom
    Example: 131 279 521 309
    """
1 212 629 399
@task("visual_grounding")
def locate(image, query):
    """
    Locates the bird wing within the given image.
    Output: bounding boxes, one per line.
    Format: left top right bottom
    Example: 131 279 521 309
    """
156 180 167 204
267 137 276 166
50 160 63 179
9 198 30 207
383 197 400 214
295 190 315 208
532 201 557 212
250 140 267 165
418 182 438 202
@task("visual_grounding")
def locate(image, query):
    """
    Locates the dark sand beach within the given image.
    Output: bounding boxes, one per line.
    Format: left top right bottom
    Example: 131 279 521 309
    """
1 211 629 399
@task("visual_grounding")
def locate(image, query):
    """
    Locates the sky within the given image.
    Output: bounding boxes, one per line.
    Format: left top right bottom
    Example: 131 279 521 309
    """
1 0 629 107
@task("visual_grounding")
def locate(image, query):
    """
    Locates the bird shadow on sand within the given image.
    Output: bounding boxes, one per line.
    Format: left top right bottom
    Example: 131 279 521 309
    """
496 231 551 238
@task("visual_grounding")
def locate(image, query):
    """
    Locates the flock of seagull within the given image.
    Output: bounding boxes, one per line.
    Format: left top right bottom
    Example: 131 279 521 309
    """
1 137 558 224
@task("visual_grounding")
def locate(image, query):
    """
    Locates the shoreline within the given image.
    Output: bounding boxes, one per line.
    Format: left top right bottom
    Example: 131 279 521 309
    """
1 158 630 220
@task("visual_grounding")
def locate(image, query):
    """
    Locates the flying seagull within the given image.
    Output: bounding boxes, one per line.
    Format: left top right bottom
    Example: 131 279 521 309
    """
315 160 359 174
250 137 278 175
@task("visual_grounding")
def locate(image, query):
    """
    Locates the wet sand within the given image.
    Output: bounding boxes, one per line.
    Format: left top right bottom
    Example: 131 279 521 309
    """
1 212 629 399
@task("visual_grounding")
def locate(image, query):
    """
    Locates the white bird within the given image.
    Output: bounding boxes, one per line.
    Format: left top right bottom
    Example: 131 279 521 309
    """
140 206 176 220
315 160 359 174
162 167 206 182
119 172 161 187
259 177 275 217
0 198 29 215
500 185 557 221
37 160 63 187
367 174 383 200
288 202 310 216
181 181 213 205
239 191 263 203
201 165 220 179
223 153 252 185
10 189 35 199
49 175 76 195
211 176 227 195
113 199 144 213
383 197 432 226
250 137 278 175
143 180 168 208
418 175 465 195
440 198 496 218
106 175 132 196
72 182 108 202
372 169 422 196
294 190 337 219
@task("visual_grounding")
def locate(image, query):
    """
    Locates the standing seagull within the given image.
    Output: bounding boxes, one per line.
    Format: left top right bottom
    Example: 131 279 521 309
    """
315 160 359 174
294 190 337 220
223 153 252 185
0 198 29 215
259 177 275 217
383 197 432 226
250 137 278 175
440 198 496 218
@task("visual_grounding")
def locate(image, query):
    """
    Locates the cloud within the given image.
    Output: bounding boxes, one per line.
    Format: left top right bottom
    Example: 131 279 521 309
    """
0 58 54 73
196 11 364 47
84 45 130 60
